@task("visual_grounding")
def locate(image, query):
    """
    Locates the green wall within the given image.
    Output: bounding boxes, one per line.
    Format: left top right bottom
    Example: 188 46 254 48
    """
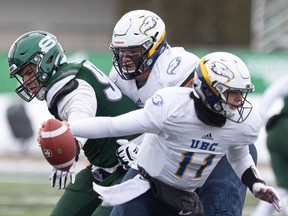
2 49 288 93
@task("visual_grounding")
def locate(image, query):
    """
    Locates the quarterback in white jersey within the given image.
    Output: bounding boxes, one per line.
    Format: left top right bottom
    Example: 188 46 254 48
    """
108 10 259 216
62 52 281 216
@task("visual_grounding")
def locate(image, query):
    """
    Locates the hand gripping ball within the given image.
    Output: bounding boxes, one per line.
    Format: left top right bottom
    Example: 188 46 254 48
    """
39 119 76 171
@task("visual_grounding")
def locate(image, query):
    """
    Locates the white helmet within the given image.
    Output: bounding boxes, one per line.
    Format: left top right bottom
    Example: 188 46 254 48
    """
193 52 254 123
110 10 167 80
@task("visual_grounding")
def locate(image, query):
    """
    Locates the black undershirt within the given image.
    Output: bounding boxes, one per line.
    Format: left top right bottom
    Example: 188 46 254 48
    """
190 92 226 127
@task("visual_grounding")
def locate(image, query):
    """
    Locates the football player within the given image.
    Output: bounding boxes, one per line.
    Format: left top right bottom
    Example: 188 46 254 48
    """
108 9 258 216
8 31 139 216
63 52 281 216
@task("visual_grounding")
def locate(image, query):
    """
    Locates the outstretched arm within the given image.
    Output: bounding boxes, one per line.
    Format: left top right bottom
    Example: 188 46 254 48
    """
227 146 282 212
68 109 159 139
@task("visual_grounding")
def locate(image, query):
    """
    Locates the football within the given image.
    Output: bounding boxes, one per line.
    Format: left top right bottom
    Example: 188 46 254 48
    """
39 118 76 171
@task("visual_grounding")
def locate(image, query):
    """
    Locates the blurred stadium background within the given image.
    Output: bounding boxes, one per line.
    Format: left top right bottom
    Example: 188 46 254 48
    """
0 0 287 215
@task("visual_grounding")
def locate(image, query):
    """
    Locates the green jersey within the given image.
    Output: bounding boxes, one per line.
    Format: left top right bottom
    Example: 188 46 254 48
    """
48 60 139 168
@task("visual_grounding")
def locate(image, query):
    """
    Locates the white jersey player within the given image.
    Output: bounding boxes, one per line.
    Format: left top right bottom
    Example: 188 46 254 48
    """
109 45 199 107
108 10 259 216
63 52 281 216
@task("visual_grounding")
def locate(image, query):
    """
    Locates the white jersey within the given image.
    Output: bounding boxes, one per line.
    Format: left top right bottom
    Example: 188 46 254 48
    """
70 87 261 191
109 46 199 107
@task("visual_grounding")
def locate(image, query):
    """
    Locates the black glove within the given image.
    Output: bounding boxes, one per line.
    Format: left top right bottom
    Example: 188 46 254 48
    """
74 138 81 162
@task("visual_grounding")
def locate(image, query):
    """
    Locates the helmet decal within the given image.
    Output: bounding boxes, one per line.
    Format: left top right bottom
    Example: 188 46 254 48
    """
39 35 57 54
210 61 234 82
140 16 157 34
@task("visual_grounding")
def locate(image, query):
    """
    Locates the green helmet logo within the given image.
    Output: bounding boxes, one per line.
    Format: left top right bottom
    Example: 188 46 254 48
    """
8 31 67 102
39 35 57 54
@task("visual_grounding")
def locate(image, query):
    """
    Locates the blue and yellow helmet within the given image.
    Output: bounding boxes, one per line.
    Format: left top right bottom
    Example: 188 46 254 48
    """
193 52 254 123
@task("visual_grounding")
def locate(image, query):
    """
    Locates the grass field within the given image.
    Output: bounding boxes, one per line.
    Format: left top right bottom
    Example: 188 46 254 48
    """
0 173 62 216
0 172 283 216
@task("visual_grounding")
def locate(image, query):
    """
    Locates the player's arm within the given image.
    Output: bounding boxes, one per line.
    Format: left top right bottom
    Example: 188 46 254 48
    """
46 79 96 189
68 90 166 139
58 79 97 147
227 146 282 212
69 108 158 139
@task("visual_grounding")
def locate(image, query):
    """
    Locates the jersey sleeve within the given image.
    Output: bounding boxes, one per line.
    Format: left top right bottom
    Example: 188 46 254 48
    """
173 52 199 87
226 145 255 179
142 91 167 130
69 89 169 139
58 79 97 145
159 48 199 88
69 107 161 139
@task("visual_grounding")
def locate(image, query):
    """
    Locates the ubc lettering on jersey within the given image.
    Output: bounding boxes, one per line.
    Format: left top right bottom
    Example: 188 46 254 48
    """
39 35 57 54
190 139 218 151
167 56 181 75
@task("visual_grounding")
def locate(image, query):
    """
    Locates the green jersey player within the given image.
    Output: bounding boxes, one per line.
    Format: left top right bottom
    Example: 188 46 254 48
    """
8 31 139 216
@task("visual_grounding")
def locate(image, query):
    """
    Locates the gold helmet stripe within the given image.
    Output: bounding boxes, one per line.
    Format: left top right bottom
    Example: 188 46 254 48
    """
200 57 219 96
148 30 166 57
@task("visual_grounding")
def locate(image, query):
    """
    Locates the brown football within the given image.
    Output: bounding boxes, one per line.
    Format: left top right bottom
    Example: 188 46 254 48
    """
39 119 76 171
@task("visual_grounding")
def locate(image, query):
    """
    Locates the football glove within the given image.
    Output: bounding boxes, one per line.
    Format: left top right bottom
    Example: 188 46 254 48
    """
50 138 80 189
116 139 138 170
50 161 77 189
252 182 282 212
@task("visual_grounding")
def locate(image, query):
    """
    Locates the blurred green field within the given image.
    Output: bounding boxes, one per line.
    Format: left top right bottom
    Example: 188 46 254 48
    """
0 173 62 216
0 173 282 216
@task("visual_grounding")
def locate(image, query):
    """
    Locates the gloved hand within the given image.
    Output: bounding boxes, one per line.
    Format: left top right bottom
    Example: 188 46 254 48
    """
50 138 80 189
50 161 77 189
116 139 139 170
252 182 282 212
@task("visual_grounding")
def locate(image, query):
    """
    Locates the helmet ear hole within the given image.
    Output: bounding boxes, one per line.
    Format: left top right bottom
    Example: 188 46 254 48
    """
46 56 53 64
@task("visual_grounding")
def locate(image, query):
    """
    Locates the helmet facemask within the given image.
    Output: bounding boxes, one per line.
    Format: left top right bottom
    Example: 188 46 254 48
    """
10 52 46 102
214 83 253 123
111 40 154 80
